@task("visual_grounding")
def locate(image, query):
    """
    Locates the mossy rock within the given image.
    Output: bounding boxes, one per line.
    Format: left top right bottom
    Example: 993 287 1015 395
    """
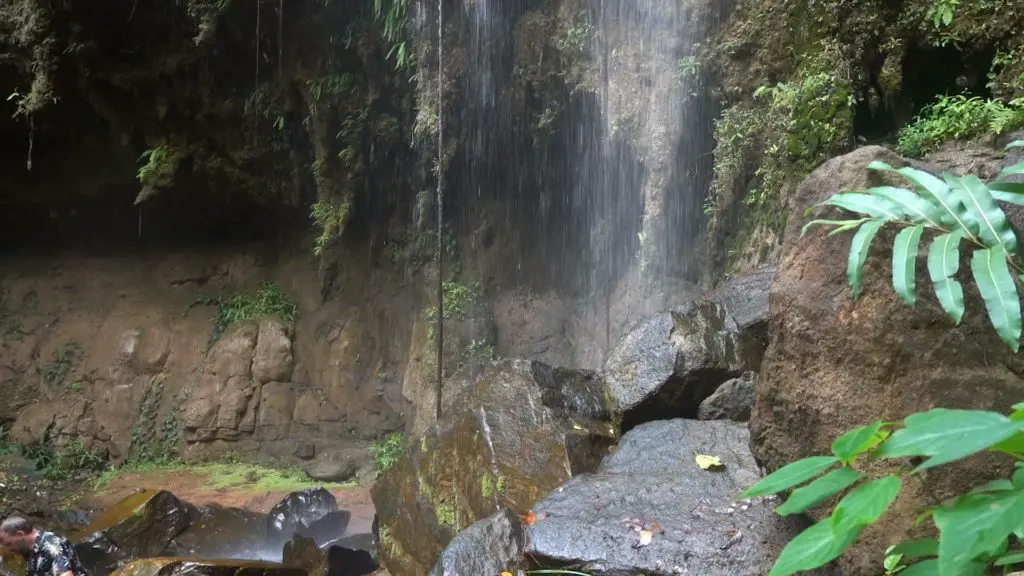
371 359 616 576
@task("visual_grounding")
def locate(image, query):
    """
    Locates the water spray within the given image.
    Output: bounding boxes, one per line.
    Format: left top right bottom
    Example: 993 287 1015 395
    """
435 0 445 422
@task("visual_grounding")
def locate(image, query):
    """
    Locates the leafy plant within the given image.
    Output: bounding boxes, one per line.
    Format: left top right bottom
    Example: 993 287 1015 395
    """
739 402 1024 576
44 343 80 388
197 281 297 345
803 141 1024 350
311 197 352 257
369 432 404 471
373 0 411 70
23 435 106 482
0 424 18 456
424 281 480 339
896 95 1024 158
929 0 960 27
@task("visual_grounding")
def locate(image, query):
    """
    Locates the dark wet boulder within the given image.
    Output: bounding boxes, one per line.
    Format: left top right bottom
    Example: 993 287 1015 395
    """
698 371 757 422
708 266 775 338
526 419 824 576
266 488 338 545
296 510 351 547
326 532 374 553
428 509 524 576
603 301 747 430
324 545 378 576
74 490 193 576
166 505 267 559
111 557 306 576
371 359 616 576
282 534 326 576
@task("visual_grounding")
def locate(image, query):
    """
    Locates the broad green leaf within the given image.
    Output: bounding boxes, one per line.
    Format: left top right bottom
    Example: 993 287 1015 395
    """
871 164 979 243
875 408 1024 471
989 181 1024 205
832 421 887 464
893 226 925 306
775 468 864 516
970 246 1022 352
971 478 1015 493
992 430 1024 458
887 539 938 559
927 231 965 324
1000 161 1024 179
848 220 885 299
934 489 1024 576
831 475 902 533
867 186 944 227
801 218 869 237
824 193 904 220
950 175 1017 254
1015 465 1024 488
1007 140 1024 149
901 559 986 576
738 456 839 499
768 518 863 576
995 550 1024 567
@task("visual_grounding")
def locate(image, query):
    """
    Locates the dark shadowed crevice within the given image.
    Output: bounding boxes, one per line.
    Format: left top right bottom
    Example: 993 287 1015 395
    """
618 368 742 434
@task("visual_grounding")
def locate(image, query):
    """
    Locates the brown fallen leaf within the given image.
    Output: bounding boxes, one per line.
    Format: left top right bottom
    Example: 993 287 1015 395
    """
524 511 537 526
633 529 654 548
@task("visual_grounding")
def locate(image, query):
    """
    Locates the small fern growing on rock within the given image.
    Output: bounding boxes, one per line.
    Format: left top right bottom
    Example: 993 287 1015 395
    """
804 141 1024 350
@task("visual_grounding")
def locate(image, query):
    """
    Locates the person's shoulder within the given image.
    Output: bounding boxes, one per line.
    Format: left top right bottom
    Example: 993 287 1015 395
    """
38 532 71 549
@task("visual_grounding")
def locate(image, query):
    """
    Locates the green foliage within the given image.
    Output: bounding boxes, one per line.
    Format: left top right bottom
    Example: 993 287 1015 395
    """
311 197 352 257
44 342 80 389
464 339 496 367
369 432 404 471
0 424 17 456
424 281 480 339
929 0 960 27
22 435 106 482
804 144 1024 350
197 281 297 345
126 375 182 465
557 14 594 56
135 145 185 203
896 95 1024 158
740 402 1024 576
373 0 411 70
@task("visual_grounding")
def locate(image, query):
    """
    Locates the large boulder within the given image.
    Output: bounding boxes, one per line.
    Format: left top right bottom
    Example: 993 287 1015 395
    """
165 505 267 559
428 509 525 576
698 371 757 422
526 419 824 575
603 300 747 429
74 490 193 576
110 558 306 576
371 359 616 576
754 145 1024 574
265 489 339 549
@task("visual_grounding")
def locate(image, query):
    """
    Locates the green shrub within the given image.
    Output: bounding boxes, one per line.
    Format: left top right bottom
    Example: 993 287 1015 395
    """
197 281 297 345
740 402 1024 575
23 436 106 482
370 432 405 471
424 281 480 339
896 95 1024 158
311 197 352 257
804 141 1024 350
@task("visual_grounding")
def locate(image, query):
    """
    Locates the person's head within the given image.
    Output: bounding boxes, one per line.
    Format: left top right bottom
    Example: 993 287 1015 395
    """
0 517 36 555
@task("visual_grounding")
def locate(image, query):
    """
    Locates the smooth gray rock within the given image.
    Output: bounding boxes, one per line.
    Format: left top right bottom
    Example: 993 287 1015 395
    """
303 447 368 482
603 301 747 428
428 509 524 576
709 266 776 334
698 371 757 422
526 419 822 576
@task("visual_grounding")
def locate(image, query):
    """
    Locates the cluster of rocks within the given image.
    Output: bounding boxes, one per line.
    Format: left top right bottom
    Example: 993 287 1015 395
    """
62 488 378 576
371 265 786 576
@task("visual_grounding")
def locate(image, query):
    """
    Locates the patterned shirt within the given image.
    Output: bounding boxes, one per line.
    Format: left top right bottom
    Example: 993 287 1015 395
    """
28 532 84 576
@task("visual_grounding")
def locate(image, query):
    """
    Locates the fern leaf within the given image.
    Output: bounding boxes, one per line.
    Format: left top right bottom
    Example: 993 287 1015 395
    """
867 186 944 228
928 231 966 324
824 193 904 220
801 219 869 237
970 246 1022 352
989 182 1024 205
1000 161 1024 179
893 225 925 306
947 175 1018 255
1007 140 1024 149
848 220 885 299
870 162 980 243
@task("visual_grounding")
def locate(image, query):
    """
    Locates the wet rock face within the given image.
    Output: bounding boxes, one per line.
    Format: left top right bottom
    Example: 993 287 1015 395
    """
698 371 757 422
110 557 307 576
756 145 1024 575
371 359 616 576
603 301 747 430
525 419 816 576
74 490 193 576
428 509 524 576
281 534 379 576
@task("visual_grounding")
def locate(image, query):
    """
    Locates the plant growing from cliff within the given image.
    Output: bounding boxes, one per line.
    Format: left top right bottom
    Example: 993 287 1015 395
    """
44 342 80 389
373 0 411 70
424 281 480 339
739 402 1024 576
929 0 961 27
803 143 1024 350
311 197 352 257
896 95 1024 158
197 281 297 345
369 432 404 472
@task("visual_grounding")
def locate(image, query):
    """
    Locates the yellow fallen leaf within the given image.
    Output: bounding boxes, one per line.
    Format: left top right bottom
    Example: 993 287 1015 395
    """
501 572 513 576
695 454 724 470
638 529 653 546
